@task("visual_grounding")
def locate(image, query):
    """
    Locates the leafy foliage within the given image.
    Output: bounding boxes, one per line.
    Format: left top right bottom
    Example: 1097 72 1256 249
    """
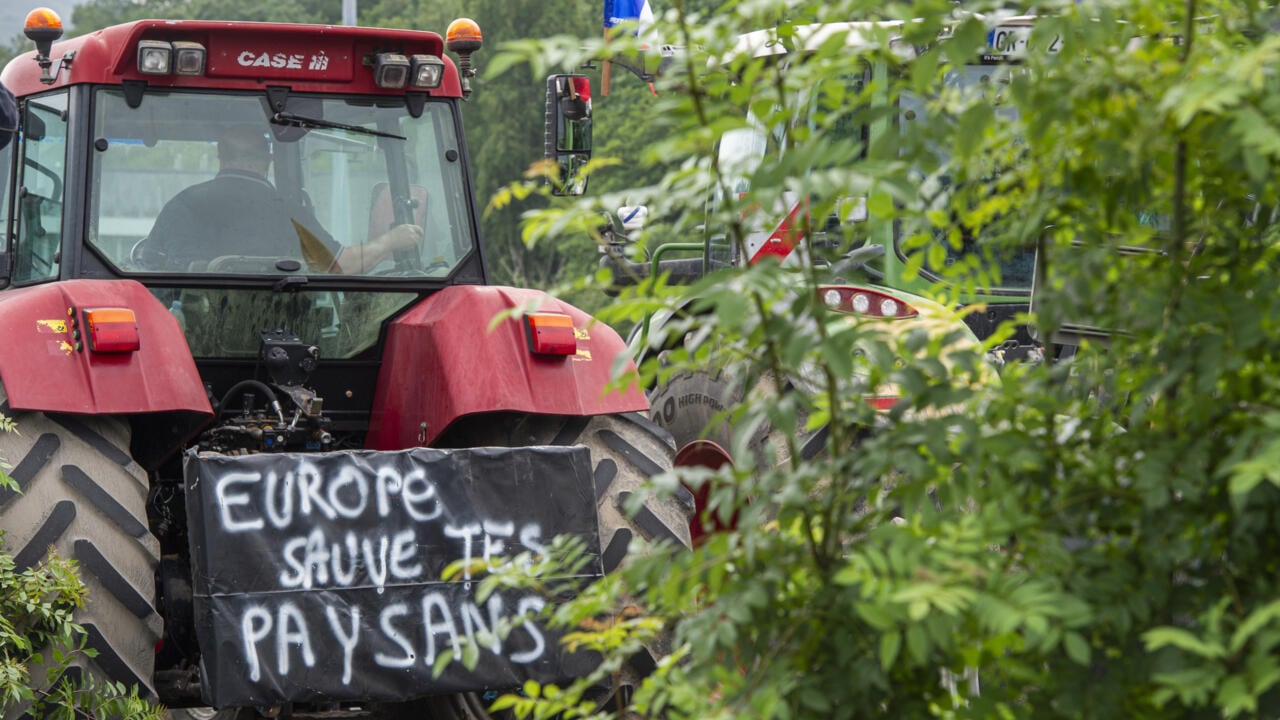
481 0 1280 717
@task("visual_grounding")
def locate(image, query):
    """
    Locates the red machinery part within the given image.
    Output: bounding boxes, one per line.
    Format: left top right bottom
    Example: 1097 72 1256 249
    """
673 438 736 545
0 279 211 416
366 285 648 449
0 19 460 98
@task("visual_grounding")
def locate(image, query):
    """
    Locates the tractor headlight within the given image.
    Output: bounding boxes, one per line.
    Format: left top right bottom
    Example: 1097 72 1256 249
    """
172 41 206 75
373 53 410 89
137 40 172 75
409 54 444 89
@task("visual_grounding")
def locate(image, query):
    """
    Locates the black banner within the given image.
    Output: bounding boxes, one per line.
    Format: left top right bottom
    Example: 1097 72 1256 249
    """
184 445 603 707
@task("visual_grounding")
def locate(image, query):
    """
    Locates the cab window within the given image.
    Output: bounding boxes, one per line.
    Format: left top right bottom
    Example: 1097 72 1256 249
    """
13 91 68 285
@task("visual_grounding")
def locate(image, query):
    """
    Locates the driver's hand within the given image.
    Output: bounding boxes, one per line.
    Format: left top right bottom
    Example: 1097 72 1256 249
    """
382 224 423 251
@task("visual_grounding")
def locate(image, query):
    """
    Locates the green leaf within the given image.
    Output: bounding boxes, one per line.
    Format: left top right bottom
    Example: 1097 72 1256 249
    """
1063 632 1091 666
461 640 479 671
1231 106 1280 159
799 686 831 713
1230 600 1280 654
431 649 454 678
906 624 929 665
854 601 897 631
1215 675 1255 717
867 192 895 217
910 47 940 95
880 631 902 671
911 594 931 622
955 103 994 159
1143 627 1227 660
1162 78 1247 129
489 695 518 712
1227 435 1280 508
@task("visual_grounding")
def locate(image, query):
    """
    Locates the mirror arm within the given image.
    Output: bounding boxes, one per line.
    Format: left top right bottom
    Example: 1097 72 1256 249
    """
604 58 654 84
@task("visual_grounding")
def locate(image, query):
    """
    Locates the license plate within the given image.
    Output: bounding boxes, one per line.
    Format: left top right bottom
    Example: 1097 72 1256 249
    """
984 25 1062 61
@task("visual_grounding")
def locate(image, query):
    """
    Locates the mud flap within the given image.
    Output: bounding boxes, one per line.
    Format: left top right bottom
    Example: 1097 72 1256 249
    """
183 446 602 707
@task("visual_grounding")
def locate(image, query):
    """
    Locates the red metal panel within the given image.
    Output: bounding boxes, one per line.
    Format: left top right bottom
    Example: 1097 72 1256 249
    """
366 286 648 450
0 280 212 417
206 36 356 82
0 20 460 98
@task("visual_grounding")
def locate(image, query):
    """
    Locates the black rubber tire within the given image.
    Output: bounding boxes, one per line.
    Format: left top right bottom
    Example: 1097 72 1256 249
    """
649 368 828 467
0 383 161 701
423 412 694 720
648 365 832 549
648 368 740 455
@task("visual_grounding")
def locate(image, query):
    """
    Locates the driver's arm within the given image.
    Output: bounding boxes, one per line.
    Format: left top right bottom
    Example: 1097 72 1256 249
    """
331 224 423 274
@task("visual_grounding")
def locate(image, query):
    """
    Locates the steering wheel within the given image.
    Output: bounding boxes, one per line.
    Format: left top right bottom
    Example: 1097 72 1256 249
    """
422 258 451 274
370 256 451 278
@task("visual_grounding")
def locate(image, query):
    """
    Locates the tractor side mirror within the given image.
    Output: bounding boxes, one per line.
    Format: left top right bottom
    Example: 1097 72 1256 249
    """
544 74 593 196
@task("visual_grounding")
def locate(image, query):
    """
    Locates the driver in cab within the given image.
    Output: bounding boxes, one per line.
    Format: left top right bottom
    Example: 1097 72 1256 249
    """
143 126 421 273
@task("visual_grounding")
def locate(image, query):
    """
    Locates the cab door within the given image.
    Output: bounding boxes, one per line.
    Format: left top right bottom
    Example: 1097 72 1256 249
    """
11 91 69 286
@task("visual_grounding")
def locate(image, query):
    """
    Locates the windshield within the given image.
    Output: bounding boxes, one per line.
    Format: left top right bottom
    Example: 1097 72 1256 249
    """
89 89 475 278
900 64 1035 290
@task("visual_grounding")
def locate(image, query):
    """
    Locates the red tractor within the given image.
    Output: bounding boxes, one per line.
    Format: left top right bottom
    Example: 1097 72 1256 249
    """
0 7 690 717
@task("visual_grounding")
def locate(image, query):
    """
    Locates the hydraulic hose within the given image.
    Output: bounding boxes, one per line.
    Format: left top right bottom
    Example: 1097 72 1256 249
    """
215 379 285 424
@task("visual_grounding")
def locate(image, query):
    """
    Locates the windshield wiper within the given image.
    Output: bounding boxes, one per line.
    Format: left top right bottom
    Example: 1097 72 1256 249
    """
271 111 405 140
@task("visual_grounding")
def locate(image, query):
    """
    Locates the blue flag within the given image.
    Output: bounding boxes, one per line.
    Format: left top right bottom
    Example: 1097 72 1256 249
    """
603 0 654 30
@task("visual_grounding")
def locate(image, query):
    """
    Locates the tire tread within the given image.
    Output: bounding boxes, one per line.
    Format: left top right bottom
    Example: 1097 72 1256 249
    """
0 383 158 700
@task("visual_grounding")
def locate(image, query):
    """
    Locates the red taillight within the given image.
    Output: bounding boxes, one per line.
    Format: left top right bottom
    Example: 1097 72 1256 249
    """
865 396 899 411
523 312 577 356
83 308 140 353
818 286 919 318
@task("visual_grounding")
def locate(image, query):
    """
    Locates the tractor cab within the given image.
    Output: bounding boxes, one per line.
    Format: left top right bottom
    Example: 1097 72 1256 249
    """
2 11 487 363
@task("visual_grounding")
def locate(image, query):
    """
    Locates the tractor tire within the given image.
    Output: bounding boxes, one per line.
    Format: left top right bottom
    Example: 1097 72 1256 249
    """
649 368 828 468
0 382 162 702
649 368 739 459
423 412 694 720
648 367 829 544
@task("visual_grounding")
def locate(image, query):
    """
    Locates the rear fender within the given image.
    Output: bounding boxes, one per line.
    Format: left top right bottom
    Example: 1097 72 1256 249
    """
0 280 213 452
366 286 647 449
